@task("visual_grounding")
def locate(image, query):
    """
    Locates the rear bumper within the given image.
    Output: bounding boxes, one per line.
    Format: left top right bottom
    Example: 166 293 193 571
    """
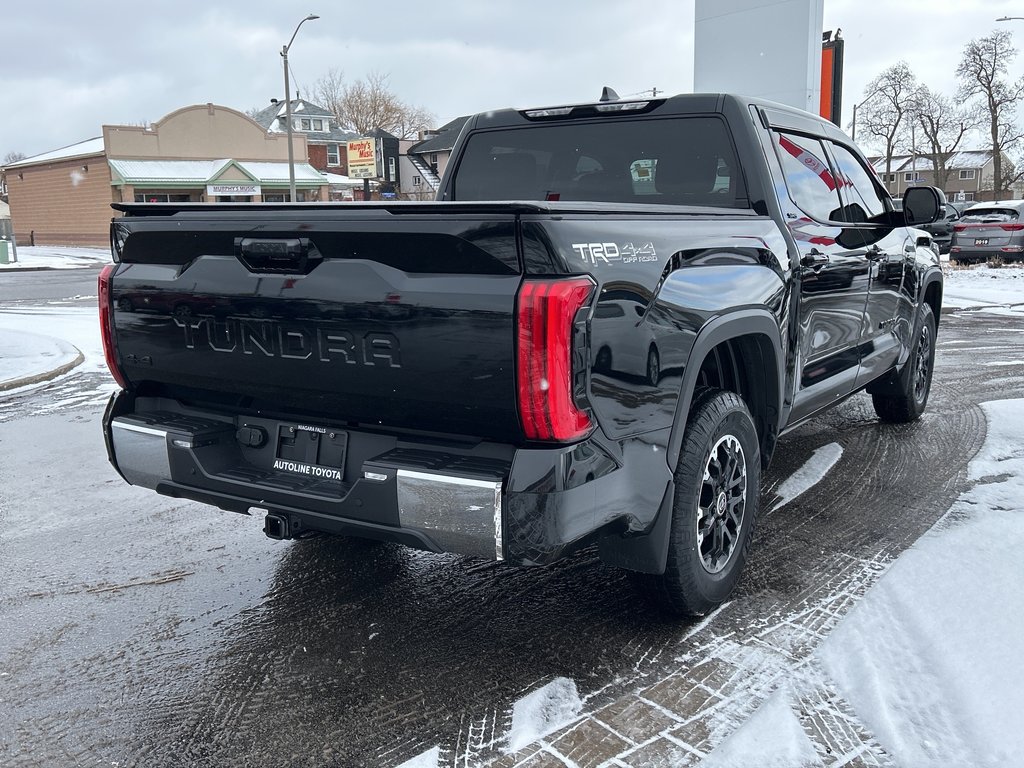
103 391 670 567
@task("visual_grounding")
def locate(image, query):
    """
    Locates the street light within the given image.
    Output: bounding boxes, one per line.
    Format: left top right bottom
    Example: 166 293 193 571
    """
282 13 319 202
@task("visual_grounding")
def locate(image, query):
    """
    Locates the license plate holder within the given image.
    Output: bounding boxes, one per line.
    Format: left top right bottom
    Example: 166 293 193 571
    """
274 423 348 480
975 238 990 246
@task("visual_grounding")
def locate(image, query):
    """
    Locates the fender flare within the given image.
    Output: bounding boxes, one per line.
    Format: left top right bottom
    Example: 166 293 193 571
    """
666 308 785 469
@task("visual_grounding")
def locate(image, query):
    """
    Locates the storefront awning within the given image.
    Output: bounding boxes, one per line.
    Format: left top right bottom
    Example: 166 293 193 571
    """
108 158 326 187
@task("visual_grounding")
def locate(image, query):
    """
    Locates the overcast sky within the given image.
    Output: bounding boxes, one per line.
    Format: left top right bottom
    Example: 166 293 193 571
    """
2 0 1020 161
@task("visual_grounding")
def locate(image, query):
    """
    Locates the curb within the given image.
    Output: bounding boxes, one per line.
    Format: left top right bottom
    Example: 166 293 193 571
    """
0 348 85 392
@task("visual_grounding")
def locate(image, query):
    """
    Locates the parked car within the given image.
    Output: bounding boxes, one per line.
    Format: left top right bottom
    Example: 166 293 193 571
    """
921 204 961 254
950 200 1024 264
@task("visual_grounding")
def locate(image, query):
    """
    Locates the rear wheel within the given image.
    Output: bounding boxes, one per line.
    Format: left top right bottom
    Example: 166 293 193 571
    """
871 304 936 423
645 389 760 617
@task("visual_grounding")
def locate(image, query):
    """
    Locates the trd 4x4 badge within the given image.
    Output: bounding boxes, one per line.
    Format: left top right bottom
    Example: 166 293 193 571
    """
571 241 658 264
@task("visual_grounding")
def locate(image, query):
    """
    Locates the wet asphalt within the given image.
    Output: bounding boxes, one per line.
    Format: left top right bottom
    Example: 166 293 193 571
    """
0 303 1020 767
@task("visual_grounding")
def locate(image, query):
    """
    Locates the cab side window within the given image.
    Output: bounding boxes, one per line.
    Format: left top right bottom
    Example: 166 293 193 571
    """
829 143 887 223
773 132 843 222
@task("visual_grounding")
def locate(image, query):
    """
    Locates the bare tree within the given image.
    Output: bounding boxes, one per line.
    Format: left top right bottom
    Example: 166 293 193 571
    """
911 85 973 191
311 67 346 119
957 30 1024 195
313 70 434 139
3 151 26 166
858 62 918 176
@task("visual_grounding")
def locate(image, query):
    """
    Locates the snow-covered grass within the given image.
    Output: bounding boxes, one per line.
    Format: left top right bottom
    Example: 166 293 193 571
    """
0 245 111 270
942 264 1024 313
0 329 81 388
0 305 105 376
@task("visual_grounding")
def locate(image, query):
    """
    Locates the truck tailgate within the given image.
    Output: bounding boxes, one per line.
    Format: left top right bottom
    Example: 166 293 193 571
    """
110 209 524 441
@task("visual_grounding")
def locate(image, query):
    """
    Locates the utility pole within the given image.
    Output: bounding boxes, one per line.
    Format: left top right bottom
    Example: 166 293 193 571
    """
282 13 319 202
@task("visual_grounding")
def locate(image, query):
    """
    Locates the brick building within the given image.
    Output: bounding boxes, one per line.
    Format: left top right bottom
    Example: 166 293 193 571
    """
3 103 328 247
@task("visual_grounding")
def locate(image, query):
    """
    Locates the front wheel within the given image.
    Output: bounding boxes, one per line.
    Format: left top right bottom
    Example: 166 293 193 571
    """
871 304 936 423
645 389 760 617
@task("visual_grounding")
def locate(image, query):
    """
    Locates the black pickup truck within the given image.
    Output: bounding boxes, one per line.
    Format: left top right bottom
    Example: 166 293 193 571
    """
100 93 944 616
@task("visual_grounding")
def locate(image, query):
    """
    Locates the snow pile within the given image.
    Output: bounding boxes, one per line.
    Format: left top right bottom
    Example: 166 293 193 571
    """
943 265 1024 313
817 398 1024 768
703 689 821 768
506 677 582 753
0 329 81 388
770 442 843 512
0 245 111 270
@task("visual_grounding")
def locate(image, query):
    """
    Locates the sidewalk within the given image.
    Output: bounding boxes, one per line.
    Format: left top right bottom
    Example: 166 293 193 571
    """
0 329 83 391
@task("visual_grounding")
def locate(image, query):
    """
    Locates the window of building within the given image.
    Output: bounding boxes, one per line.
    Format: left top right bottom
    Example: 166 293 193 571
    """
134 192 192 203
264 193 286 202
300 118 312 130
773 132 843 221
886 174 897 183
327 143 340 165
312 118 324 131
412 175 422 186
959 169 976 180
965 192 975 201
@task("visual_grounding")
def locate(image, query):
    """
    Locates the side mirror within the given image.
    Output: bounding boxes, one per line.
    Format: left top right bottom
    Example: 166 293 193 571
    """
902 186 946 225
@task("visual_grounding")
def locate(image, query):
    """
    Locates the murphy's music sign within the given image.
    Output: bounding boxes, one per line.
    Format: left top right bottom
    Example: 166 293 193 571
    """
347 138 379 179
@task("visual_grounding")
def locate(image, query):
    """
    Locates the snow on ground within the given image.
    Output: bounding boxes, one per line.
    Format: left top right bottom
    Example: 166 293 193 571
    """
816 398 1024 768
0 329 80 389
770 442 843 513
942 264 1024 313
0 245 111 270
702 688 822 768
395 746 439 768
0 305 105 375
506 678 582 753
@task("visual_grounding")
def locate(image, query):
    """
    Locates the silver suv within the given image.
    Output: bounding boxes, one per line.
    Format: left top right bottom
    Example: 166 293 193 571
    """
950 200 1024 264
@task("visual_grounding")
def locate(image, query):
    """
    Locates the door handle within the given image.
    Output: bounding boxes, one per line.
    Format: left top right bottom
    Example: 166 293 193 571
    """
800 249 829 270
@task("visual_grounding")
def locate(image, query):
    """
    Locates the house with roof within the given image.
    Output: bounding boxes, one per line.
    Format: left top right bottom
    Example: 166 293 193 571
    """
869 150 1018 203
249 98 357 177
2 103 329 247
399 116 470 199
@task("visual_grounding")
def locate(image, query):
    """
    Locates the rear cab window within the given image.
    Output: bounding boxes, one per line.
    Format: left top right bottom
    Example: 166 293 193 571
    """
450 116 748 208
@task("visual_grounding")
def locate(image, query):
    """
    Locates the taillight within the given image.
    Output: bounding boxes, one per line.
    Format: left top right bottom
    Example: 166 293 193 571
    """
953 223 967 231
516 277 594 441
1000 223 1024 231
98 264 129 389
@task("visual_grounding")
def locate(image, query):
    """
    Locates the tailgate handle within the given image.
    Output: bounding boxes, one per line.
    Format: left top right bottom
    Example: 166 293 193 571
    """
234 237 320 274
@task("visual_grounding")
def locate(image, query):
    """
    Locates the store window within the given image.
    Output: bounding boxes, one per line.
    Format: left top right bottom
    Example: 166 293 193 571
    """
327 143 340 166
134 192 192 203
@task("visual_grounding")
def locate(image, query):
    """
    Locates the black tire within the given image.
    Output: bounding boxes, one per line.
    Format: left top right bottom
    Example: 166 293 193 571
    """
646 346 660 386
871 303 936 423
645 389 760 617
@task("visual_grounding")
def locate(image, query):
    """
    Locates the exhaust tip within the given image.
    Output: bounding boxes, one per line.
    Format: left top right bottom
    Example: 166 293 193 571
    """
263 513 290 540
